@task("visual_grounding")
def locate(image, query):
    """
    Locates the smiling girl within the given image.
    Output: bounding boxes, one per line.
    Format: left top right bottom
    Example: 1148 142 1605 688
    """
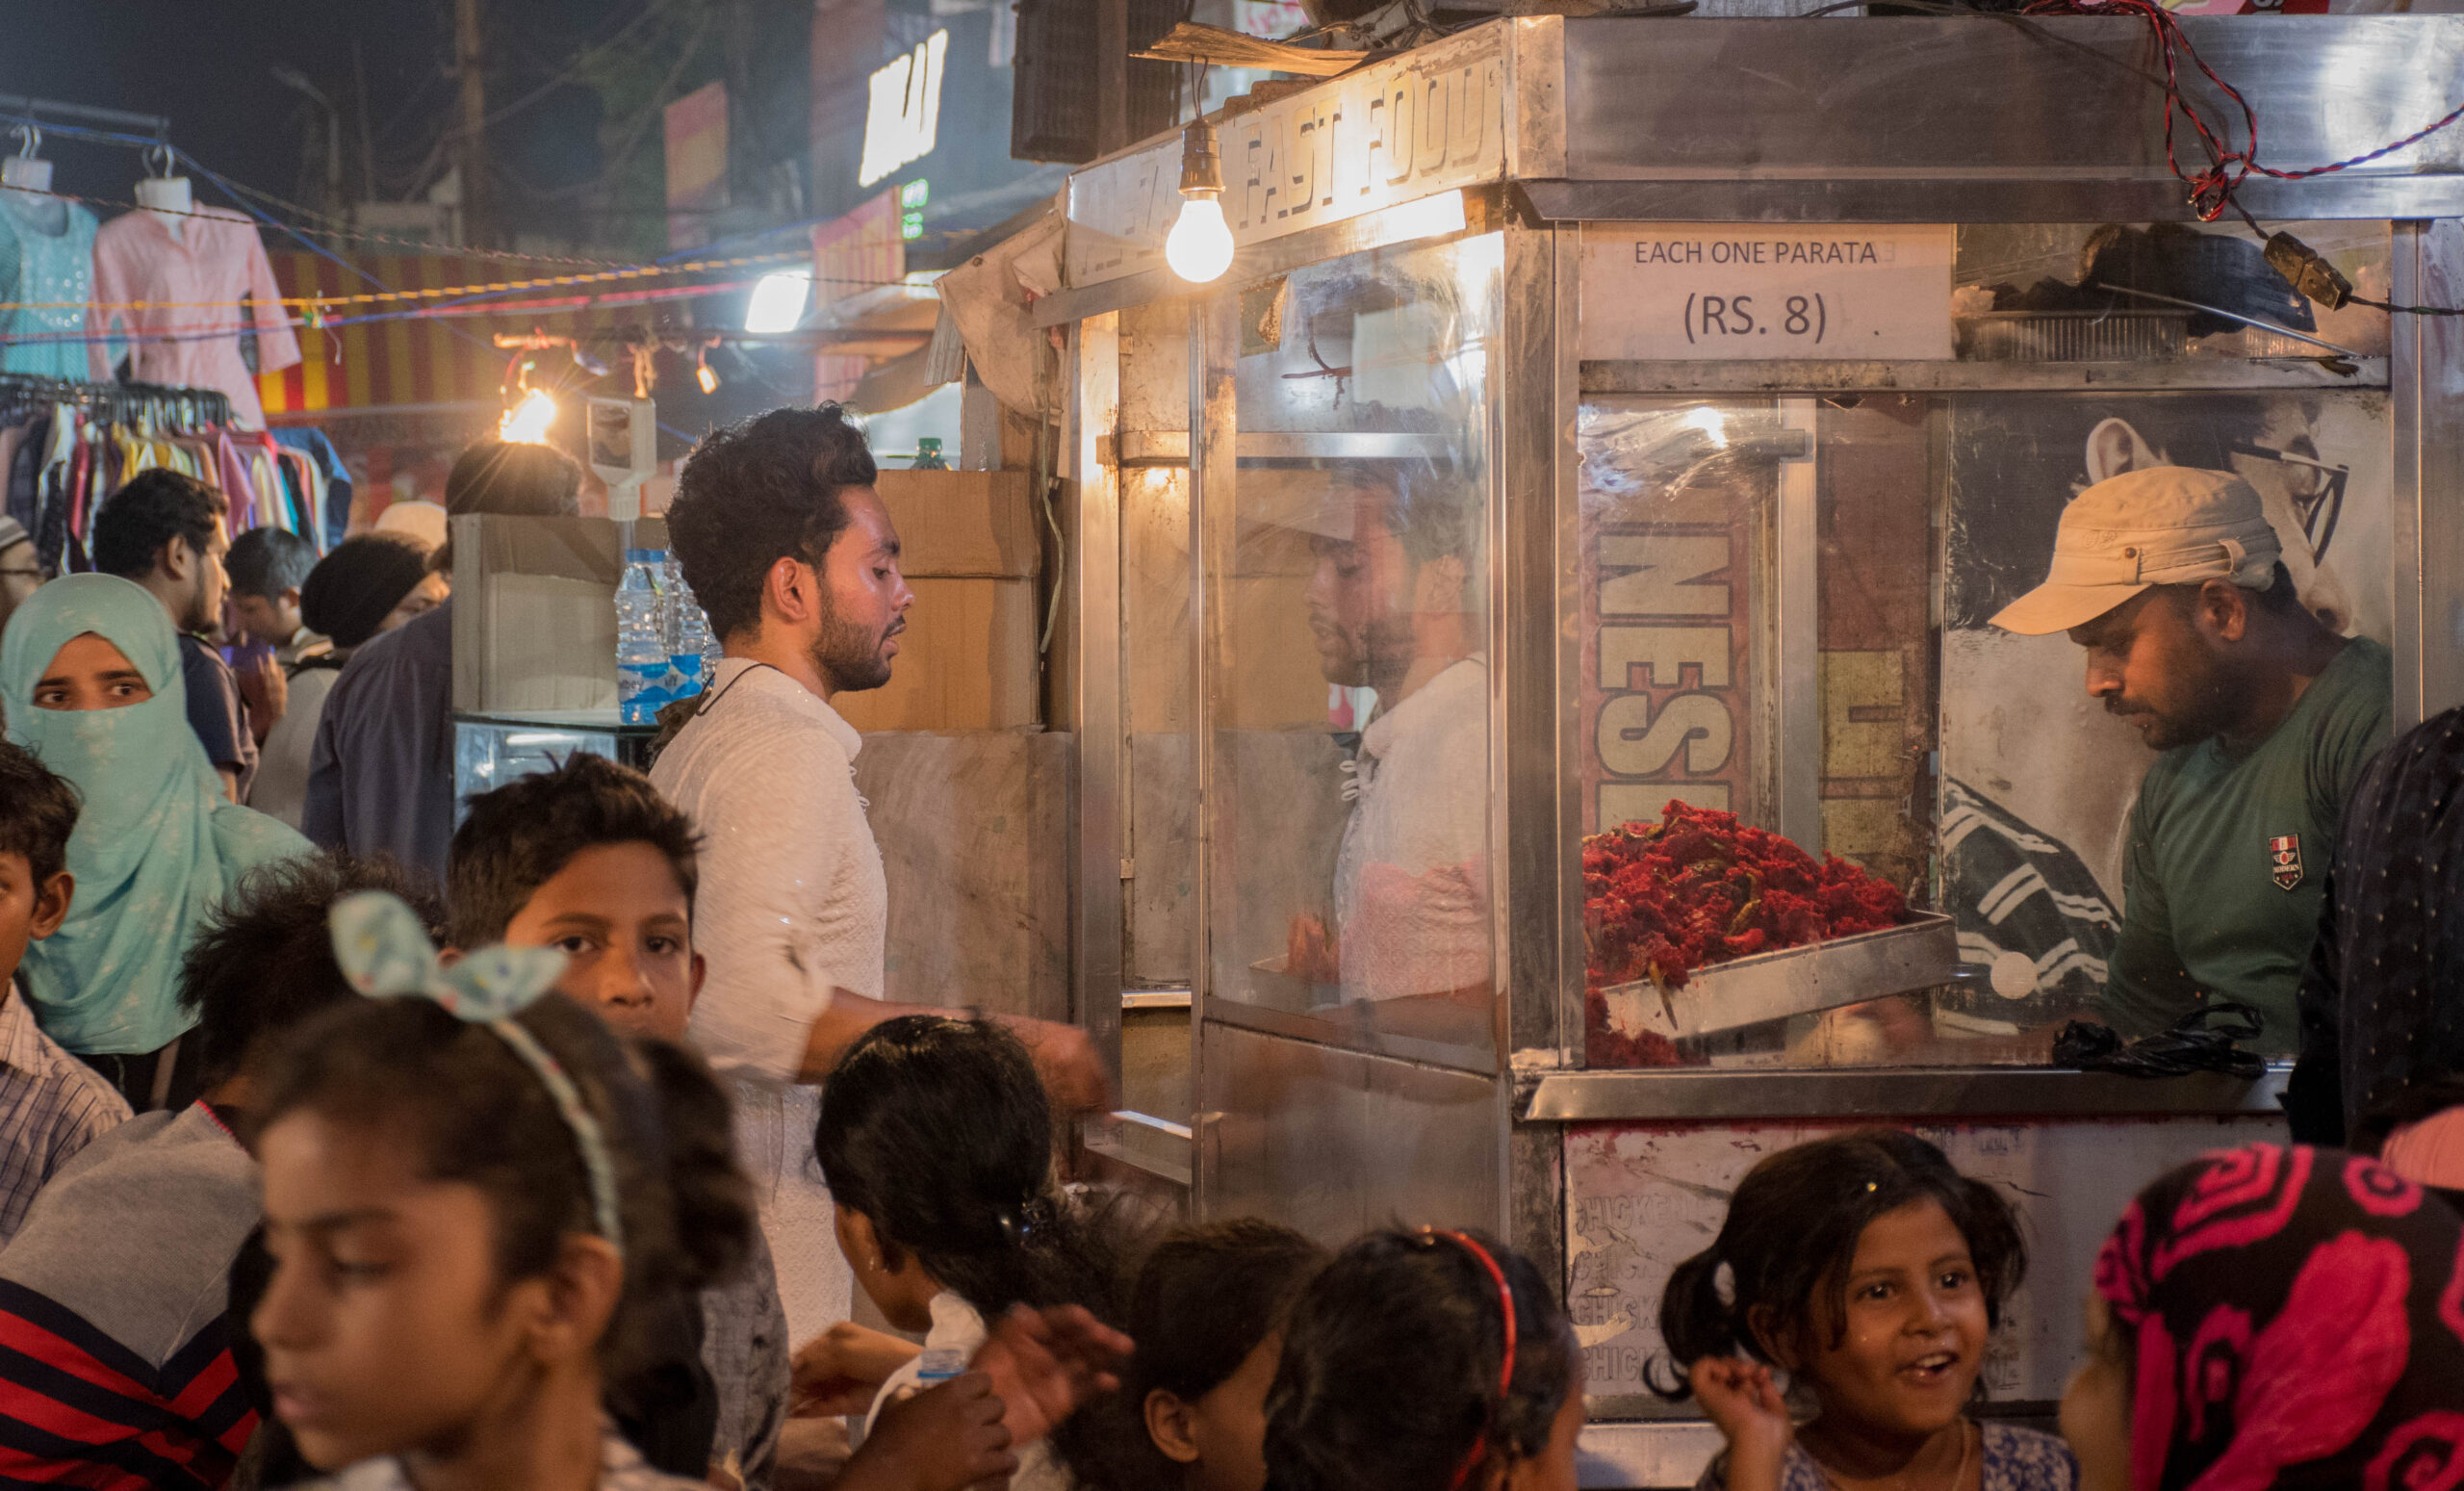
1656 1129 2076 1491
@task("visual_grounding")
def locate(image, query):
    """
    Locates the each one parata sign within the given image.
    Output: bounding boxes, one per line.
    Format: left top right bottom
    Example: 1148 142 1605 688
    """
1579 224 1956 361
1063 25 1508 287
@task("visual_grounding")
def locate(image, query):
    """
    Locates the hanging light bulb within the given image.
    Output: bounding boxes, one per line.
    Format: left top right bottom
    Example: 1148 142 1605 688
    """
1164 119 1235 284
696 348 720 395
499 388 558 445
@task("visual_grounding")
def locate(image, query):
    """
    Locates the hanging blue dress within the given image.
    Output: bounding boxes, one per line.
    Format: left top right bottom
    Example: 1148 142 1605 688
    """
0 190 99 379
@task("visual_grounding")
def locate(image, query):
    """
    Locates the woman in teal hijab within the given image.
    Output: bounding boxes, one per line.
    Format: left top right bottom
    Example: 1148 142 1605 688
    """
1 574 310 1102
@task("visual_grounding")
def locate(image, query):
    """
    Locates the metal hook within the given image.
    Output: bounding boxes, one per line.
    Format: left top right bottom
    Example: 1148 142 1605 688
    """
142 142 176 180
12 123 39 161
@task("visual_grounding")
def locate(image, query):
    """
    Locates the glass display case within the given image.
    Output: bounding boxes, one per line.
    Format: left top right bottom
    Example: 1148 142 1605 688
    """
1208 234 1502 1065
1038 13 2464 1478
451 710 656 817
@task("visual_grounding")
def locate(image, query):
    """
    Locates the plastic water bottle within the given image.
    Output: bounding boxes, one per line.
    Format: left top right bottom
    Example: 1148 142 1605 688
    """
616 549 668 725
663 557 712 698
915 1348 966 1388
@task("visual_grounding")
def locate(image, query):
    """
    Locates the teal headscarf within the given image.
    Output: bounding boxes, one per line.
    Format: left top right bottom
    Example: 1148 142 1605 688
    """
1 575 312 1055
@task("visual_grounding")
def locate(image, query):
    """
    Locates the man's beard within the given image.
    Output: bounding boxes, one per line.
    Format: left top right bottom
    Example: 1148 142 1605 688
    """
1313 613 1415 693
810 605 896 694
2107 667 2238 752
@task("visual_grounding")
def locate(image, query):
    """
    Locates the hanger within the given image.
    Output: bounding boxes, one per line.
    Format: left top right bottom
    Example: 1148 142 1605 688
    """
134 141 192 233
1 124 50 193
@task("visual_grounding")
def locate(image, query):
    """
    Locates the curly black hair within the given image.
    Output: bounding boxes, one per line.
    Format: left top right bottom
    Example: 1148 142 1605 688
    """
665 404 877 643
91 469 226 580
176 853 446 1092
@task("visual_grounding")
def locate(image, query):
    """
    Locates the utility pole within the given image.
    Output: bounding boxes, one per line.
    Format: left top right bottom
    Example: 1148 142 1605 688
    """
353 39 377 208
1096 0 1129 155
454 0 488 245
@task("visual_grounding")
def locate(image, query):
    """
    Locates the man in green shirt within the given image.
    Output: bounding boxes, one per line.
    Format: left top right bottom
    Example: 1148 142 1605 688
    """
1992 465 2391 1054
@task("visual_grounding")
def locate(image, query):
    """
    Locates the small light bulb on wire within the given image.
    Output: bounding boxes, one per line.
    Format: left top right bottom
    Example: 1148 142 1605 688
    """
696 351 719 395
500 388 558 445
1165 119 1235 284
746 271 811 335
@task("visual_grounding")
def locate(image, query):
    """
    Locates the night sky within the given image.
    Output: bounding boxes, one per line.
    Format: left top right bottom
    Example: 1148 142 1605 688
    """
0 2 639 231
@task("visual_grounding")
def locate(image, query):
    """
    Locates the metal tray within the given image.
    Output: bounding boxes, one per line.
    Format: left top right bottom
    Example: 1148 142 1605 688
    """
1590 911 1958 1041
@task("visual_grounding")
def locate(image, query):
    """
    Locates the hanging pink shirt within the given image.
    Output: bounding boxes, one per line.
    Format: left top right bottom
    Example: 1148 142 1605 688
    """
90 206 300 429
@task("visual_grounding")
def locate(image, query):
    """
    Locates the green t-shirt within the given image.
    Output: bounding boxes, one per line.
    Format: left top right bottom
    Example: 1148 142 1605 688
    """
2103 635 2393 1052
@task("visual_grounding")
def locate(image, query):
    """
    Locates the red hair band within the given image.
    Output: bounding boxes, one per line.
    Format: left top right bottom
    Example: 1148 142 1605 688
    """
1425 1228 1517 1491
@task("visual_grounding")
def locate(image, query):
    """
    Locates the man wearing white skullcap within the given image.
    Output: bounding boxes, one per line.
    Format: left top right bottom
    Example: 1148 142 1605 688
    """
1993 465 2390 1052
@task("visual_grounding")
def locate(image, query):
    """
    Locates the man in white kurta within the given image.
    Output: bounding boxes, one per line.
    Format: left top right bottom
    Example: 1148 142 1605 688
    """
654 407 1105 1340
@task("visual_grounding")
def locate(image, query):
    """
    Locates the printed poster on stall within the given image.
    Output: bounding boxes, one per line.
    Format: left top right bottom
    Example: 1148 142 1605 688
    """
1576 402 1761 835
1935 388 2391 1027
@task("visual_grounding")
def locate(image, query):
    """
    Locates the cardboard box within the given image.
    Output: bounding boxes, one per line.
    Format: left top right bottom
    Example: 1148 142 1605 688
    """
834 577 1040 731
450 515 623 712
873 470 1040 579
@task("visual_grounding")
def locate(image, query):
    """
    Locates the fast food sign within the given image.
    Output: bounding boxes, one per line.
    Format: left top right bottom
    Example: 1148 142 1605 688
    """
1062 24 1508 287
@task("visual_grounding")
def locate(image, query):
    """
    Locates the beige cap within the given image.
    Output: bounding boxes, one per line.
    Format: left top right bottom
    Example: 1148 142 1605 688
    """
1990 466 2281 635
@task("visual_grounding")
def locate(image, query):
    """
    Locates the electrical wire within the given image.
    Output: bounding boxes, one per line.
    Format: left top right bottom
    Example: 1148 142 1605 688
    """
2053 1001 2268 1080
2021 0 2464 225
457 0 684 138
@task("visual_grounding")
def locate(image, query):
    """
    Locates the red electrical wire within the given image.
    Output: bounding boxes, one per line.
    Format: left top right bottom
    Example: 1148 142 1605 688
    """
2022 0 2464 225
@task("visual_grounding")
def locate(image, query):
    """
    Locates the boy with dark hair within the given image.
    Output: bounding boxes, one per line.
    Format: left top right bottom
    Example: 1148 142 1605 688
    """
224 527 324 664
223 527 328 786
90 469 254 801
0 742 130 1244
448 754 788 1489
0 853 439 1491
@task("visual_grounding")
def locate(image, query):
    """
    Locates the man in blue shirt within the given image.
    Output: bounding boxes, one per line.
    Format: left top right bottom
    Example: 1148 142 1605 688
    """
304 440 581 884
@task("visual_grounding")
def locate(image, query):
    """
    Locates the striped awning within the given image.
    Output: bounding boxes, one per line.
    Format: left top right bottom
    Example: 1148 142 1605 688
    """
253 251 668 421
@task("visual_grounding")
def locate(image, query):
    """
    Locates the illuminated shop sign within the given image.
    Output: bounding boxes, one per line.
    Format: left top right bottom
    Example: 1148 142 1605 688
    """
859 30 949 187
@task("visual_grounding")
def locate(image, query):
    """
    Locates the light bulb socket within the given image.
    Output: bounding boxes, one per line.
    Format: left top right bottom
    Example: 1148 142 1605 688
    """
1177 119 1223 198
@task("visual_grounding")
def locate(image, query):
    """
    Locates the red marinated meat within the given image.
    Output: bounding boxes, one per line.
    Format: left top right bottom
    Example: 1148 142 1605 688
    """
1582 801 1908 991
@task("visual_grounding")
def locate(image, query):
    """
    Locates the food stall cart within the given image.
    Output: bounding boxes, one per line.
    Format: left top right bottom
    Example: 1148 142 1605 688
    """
1025 14 2464 1482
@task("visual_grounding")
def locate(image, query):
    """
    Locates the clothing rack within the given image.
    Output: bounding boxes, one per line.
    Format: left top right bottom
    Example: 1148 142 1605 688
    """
0 96 169 142
0 374 345 580
0 373 233 430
